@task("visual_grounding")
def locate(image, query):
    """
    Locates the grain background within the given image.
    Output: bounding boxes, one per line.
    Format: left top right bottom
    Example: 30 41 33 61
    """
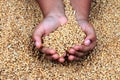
0 0 120 80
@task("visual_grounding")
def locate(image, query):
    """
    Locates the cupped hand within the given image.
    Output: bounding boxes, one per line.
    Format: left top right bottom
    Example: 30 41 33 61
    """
67 20 96 61
32 16 67 63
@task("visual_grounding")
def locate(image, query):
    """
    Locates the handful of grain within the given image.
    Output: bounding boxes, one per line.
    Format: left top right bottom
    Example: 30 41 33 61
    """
42 0 85 57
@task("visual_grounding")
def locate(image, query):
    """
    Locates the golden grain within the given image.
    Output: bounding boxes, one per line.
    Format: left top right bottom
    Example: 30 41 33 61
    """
0 0 120 79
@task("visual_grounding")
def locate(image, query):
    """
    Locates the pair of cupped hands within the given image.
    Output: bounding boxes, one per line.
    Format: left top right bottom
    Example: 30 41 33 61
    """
33 19 96 63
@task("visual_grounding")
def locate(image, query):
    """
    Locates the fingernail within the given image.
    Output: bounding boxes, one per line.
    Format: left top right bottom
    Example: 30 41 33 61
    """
84 40 91 46
35 42 40 48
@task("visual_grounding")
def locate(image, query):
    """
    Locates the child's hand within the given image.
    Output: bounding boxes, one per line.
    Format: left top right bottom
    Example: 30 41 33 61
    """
67 20 96 61
32 16 67 63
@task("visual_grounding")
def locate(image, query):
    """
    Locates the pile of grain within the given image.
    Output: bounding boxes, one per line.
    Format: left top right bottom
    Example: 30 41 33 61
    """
43 0 85 57
0 0 120 80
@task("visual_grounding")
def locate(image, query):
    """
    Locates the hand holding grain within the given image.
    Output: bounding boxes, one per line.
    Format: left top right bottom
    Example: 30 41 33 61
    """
32 15 67 63
42 1 85 60
68 20 96 61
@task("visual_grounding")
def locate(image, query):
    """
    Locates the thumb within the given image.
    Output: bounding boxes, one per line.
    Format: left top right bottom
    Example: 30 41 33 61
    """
32 26 44 49
34 37 42 48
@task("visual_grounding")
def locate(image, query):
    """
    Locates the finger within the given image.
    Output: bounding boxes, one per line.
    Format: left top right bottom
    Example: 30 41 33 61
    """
68 48 76 54
84 27 96 45
68 55 75 61
46 54 59 60
52 54 59 60
80 22 96 41
84 34 96 44
33 36 42 49
58 57 65 63
68 55 79 61
81 23 95 35
75 51 84 57
32 25 45 48
41 47 56 55
73 57 80 61
79 41 96 52
82 36 96 51
73 39 96 52
75 51 89 58
73 45 81 51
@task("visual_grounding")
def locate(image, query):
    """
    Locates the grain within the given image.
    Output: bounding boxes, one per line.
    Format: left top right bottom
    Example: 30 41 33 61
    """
42 0 85 57
0 0 120 79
